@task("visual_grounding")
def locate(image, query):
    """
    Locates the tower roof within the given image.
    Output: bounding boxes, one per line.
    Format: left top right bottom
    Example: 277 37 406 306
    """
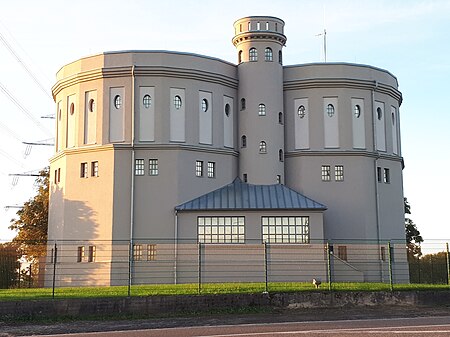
175 178 327 211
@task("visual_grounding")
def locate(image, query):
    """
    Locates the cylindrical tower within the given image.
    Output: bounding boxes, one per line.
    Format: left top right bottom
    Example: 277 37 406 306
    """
233 16 286 185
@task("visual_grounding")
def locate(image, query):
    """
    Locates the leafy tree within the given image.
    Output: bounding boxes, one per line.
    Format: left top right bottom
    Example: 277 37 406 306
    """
0 243 20 289
404 198 423 259
9 168 49 259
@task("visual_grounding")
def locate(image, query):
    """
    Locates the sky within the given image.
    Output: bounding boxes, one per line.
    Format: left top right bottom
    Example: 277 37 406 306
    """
0 0 449 245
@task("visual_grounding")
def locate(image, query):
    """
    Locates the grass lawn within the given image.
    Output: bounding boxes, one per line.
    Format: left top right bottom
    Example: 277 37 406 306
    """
0 282 449 301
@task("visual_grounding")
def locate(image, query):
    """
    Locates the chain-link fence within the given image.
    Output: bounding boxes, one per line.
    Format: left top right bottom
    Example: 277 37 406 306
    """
1 239 449 297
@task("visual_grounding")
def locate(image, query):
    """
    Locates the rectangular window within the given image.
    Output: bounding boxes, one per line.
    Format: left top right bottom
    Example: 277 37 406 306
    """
77 246 85 263
196 160 203 177
207 161 215 178
243 173 248 182
54 169 58 184
149 159 158 176
335 165 344 181
321 165 331 181
147 244 156 261
377 167 382 183
276 175 281 184
383 168 390 184
135 159 145 176
133 244 143 261
91 161 99 177
80 162 88 178
337 246 348 261
88 245 96 262
57 168 61 183
262 216 310 244
198 216 245 243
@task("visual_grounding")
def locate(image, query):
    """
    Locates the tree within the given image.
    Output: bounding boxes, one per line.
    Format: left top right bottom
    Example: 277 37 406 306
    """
9 168 49 259
0 243 20 288
404 198 423 259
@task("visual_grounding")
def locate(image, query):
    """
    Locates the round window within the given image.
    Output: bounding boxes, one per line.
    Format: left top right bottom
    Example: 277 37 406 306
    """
354 105 361 118
174 95 182 109
297 105 306 118
89 99 95 112
225 103 230 116
70 103 75 115
143 94 152 108
326 104 335 117
201 98 208 112
114 95 122 109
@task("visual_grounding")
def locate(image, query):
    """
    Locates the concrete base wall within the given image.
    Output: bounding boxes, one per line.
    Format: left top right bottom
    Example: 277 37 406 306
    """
1 291 449 320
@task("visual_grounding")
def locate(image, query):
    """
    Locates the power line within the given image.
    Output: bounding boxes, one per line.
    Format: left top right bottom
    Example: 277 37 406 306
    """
0 81 53 137
0 30 53 100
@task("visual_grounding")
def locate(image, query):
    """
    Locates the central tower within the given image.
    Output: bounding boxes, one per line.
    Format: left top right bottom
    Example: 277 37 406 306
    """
233 16 286 185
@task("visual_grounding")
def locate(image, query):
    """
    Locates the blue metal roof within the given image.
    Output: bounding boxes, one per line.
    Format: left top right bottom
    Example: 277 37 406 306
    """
175 178 327 211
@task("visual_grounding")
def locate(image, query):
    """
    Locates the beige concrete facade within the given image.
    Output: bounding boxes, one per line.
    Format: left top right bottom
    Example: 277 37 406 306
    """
47 16 408 285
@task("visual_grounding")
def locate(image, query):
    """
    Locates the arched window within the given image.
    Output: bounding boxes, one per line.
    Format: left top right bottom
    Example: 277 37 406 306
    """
174 95 182 109
326 104 335 117
278 112 283 124
377 107 382 120
298 105 306 118
114 95 122 109
278 50 282 64
265 47 273 61
240 98 246 110
238 50 242 63
354 105 361 118
143 95 151 109
89 99 95 112
249 48 257 61
224 104 230 117
241 135 247 148
259 141 267 153
201 98 208 112
258 103 266 116
279 149 284 162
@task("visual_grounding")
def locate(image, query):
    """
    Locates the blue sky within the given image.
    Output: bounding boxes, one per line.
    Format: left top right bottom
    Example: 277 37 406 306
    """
0 0 449 243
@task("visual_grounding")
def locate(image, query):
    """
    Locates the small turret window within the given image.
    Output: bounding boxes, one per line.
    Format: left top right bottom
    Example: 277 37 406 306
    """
298 105 306 118
249 48 257 62
278 50 283 64
248 22 251 31
174 95 182 109
201 98 208 112
143 95 152 109
279 149 284 162
265 47 273 62
259 141 267 153
241 135 247 148
326 104 335 117
114 95 122 109
377 107 383 120
225 103 230 117
257 22 261 30
241 98 246 110
238 50 242 63
278 112 283 124
258 104 266 116
266 22 269 30
354 105 361 118
89 99 95 112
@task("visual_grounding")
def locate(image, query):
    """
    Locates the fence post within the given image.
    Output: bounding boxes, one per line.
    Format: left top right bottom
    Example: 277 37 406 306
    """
52 242 57 299
388 241 393 291
446 243 450 286
127 242 132 297
197 242 202 294
263 242 268 293
326 242 332 291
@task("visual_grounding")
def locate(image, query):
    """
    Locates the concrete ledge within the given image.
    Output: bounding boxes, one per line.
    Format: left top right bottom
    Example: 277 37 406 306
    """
1 291 449 319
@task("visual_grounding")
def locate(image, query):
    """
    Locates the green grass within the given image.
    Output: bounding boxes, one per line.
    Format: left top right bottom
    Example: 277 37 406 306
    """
0 282 449 301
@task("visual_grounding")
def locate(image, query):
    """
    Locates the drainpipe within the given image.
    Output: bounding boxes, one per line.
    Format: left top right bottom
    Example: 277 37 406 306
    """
372 81 382 281
174 210 178 284
128 65 136 289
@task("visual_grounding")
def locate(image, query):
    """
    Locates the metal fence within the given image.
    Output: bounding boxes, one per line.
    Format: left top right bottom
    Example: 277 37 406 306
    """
1 239 450 296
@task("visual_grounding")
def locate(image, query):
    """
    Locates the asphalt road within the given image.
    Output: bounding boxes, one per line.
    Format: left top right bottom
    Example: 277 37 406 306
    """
19 316 450 336
3 306 450 336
